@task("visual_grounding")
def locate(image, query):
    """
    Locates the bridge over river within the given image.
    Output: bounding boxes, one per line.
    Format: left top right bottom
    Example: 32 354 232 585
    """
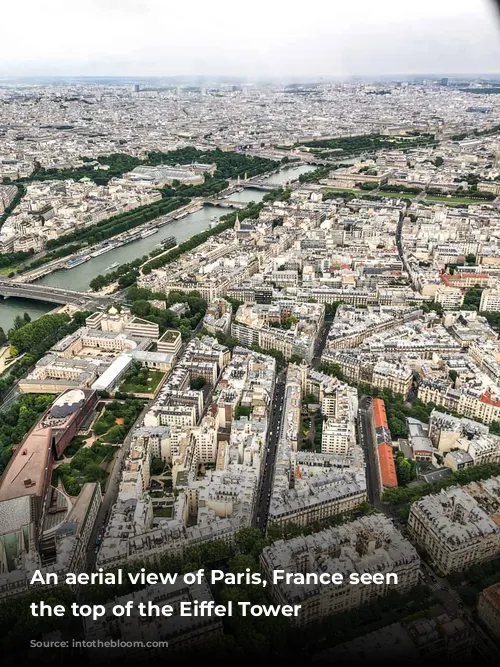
0 279 118 308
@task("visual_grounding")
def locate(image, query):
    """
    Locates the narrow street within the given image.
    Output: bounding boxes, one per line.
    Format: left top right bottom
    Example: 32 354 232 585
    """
358 395 383 509
255 370 286 533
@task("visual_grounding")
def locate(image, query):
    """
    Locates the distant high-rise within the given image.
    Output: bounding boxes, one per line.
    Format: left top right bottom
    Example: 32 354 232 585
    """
134 84 140 93
440 77 449 87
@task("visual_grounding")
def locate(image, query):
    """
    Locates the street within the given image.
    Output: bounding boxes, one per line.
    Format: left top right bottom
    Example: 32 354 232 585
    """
358 395 383 509
254 370 287 533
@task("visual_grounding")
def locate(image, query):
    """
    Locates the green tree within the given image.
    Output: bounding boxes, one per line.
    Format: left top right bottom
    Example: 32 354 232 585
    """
12 315 25 331
150 457 165 475
463 287 483 311
130 300 152 318
89 274 108 292
234 527 263 555
389 417 406 438
395 452 416 486
84 463 105 482
190 376 207 391
317 361 344 380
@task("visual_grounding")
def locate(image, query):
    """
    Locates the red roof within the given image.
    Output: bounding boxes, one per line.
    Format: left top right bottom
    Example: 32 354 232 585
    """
442 272 488 285
373 398 388 430
440 274 452 286
481 390 500 408
378 443 398 487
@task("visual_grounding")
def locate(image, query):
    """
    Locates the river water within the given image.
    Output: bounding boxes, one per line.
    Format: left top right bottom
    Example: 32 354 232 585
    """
0 164 314 330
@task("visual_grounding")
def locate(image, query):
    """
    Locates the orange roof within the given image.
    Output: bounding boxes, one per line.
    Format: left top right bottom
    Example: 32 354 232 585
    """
372 398 388 430
296 465 302 480
440 274 452 286
378 443 398 487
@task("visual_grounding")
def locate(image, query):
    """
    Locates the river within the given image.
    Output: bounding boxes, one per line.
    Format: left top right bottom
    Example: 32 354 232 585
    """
0 164 315 327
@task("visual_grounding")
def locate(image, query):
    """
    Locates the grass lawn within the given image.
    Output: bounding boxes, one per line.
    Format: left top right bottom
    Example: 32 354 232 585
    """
322 188 418 199
154 506 173 518
378 191 417 198
424 194 486 204
0 266 17 275
120 370 165 395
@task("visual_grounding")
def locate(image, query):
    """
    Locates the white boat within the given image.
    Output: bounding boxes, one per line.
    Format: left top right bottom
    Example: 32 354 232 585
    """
105 262 120 271
140 227 158 238
90 245 114 258
66 255 90 269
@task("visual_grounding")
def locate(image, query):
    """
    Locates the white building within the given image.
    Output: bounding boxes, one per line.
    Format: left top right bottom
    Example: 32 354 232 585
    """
480 288 500 312
408 477 500 575
434 285 464 310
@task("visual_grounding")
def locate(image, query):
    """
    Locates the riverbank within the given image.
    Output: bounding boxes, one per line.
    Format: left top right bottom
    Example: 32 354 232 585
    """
0 164 314 324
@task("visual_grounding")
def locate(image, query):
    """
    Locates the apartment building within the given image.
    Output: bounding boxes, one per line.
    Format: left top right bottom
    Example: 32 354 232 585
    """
261 515 419 626
231 301 324 362
480 288 500 312
477 582 500 641
434 285 464 309
408 477 500 575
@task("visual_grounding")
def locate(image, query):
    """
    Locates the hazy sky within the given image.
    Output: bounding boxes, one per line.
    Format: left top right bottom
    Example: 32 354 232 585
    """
2 0 500 78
